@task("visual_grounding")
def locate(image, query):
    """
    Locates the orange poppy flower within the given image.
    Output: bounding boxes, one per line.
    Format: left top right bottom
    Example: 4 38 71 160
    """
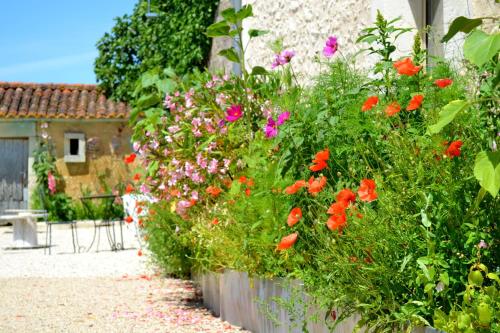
313 148 329 162
308 176 327 196
327 201 348 215
362 96 379 112
326 214 347 231
206 186 222 197
133 173 141 181
124 153 136 164
212 218 219 225
357 179 378 202
125 184 134 194
246 178 255 187
284 180 307 194
407 94 424 111
336 189 356 205
138 219 144 227
238 176 247 184
245 188 251 197
287 207 302 227
384 102 401 117
136 207 143 214
445 140 462 158
393 58 422 76
309 160 328 172
435 78 453 88
277 232 298 251
125 216 133 224
137 249 143 256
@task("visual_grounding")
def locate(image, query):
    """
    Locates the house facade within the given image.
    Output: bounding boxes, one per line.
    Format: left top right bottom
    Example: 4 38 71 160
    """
210 0 499 77
0 82 133 212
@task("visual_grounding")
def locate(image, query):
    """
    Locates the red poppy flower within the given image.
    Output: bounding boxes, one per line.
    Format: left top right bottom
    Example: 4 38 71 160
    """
435 78 453 88
125 216 133 224
287 207 302 227
327 201 348 215
406 94 424 111
277 232 298 251
356 213 363 219
284 180 307 194
124 153 136 164
362 96 379 112
357 179 378 202
125 184 134 194
137 249 143 256
238 176 247 184
133 173 141 181
308 176 327 196
313 149 330 162
245 188 251 197
336 189 356 205
212 218 219 225
326 214 347 231
384 102 401 117
246 178 255 187
206 186 222 197
138 219 144 227
309 160 328 172
393 58 422 76
136 207 143 214
445 140 462 158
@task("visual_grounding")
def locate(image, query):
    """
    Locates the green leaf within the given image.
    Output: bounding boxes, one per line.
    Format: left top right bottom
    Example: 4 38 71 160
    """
440 272 450 286
356 34 378 44
162 67 176 78
141 72 159 88
463 30 500 67
417 258 431 280
474 151 500 197
206 21 231 37
136 94 161 109
219 48 240 63
221 8 237 23
251 66 269 75
248 29 269 38
229 181 242 196
235 5 253 21
427 100 469 134
155 78 175 94
420 210 431 227
487 272 500 283
441 16 483 43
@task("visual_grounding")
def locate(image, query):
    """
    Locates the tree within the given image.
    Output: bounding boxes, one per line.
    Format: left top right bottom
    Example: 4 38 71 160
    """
94 0 219 102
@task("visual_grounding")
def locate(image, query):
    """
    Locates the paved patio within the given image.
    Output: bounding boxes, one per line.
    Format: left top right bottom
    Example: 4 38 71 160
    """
0 222 247 332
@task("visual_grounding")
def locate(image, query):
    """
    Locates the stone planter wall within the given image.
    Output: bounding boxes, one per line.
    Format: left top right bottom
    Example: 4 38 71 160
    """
194 270 442 333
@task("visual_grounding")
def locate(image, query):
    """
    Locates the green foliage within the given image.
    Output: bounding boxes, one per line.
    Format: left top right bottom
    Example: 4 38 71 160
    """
94 0 220 102
134 8 499 331
463 30 500 67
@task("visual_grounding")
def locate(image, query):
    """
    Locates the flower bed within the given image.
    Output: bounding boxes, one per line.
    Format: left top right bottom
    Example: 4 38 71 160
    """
127 7 499 332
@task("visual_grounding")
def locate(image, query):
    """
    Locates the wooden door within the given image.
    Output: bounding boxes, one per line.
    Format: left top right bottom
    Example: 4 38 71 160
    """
0 138 29 213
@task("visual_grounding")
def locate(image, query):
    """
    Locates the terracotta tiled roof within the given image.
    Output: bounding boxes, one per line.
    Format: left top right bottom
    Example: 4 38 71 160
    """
0 82 130 119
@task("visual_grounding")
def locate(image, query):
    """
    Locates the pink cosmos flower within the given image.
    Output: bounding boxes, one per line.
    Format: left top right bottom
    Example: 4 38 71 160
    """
277 111 290 125
208 159 218 174
47 171 56 195
323 36 338 58
265 118 278 138
225 105 243 122
271 50 296 69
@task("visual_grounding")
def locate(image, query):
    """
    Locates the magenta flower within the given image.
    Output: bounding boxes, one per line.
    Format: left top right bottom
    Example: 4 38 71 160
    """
277 111 290 125
323 36 338 58
271 50 296 69
265 118 278 138
225 104 243 122
47 171 56 195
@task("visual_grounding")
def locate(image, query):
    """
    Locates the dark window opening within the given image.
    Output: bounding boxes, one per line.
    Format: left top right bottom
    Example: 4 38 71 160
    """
69 138 79 155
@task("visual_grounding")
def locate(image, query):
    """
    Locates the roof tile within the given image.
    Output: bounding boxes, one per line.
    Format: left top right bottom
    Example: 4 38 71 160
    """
0 82 130 120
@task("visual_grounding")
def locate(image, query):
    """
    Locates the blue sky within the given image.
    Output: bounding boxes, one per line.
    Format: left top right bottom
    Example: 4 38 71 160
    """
0 0 136 84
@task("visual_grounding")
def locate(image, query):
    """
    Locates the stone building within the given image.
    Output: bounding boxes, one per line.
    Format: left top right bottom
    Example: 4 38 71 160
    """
0 82 133 211
210 0 499 77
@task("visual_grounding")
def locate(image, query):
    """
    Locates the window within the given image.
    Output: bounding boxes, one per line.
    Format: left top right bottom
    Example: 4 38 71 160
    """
64 133 86 163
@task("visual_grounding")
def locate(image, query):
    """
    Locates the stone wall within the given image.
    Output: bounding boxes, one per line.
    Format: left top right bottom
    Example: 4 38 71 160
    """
208 0 499 79
42 121 133 199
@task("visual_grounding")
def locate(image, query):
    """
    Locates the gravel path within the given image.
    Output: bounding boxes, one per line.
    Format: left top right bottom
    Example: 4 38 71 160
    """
0 223 247 333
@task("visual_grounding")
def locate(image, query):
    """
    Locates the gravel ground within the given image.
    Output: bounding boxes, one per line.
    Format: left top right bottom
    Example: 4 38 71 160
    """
0 222 247 333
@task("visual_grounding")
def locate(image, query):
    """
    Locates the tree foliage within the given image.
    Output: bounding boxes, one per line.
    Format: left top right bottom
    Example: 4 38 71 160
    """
94 0 220 101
